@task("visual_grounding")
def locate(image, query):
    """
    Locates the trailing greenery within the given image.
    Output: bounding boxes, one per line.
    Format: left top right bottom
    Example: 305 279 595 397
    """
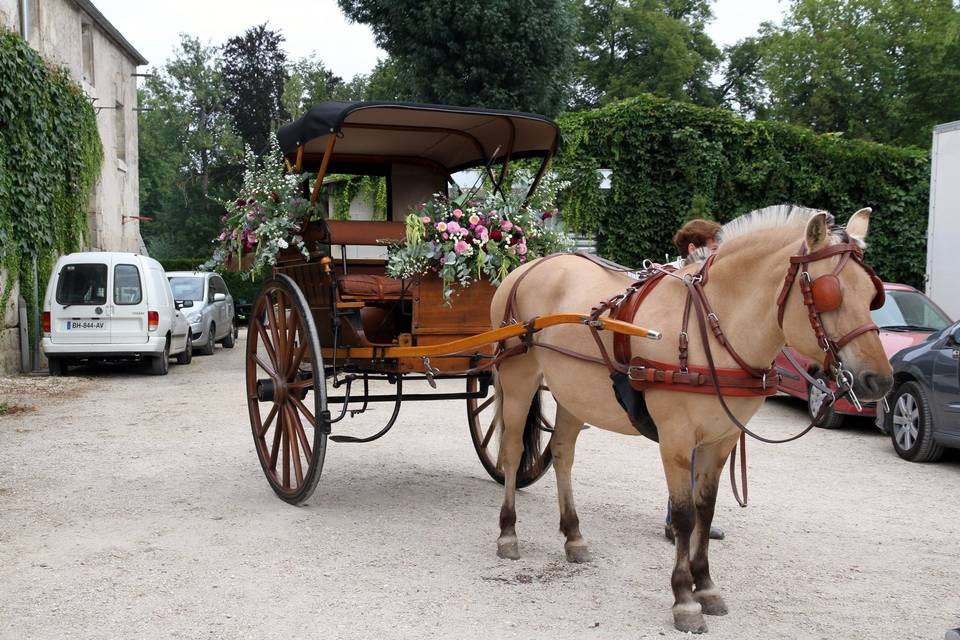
328 175 387 221
0 29 104 349
555 94 930 288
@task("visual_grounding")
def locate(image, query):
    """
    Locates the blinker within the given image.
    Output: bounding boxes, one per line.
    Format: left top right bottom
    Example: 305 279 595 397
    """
870 276 885 310
810 274 842 313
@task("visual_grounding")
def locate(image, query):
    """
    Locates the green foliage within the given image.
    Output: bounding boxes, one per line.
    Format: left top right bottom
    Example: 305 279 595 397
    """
138 35 243 260
222 24 289 154
555 95 930 287
282 55 365 119
733 0 960 146
572 0 720 109
0 29 103 349
338 0 576 116
328 175 387 221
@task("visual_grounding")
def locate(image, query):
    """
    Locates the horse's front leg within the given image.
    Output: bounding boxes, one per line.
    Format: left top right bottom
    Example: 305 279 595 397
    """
690 433 740 617
550 403 591 563
661 442 707 634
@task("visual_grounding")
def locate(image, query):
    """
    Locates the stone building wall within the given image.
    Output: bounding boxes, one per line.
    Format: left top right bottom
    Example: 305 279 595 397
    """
0 0 146 373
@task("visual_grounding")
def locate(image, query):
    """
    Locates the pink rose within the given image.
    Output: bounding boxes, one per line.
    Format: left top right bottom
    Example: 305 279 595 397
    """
452 208 463 218
446 221 461 235
455 240 470 254
218 232 227 241
442 232 449 240
468 214 480 226
501 220 513 232
436 221 447 233
422 216 431 224
514 225 522 234
517 242 528 255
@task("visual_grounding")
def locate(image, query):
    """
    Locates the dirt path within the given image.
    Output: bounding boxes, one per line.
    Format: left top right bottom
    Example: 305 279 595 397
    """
1 330 958 639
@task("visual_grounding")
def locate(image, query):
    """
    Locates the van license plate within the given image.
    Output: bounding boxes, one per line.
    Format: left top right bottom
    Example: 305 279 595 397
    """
66 321 105 330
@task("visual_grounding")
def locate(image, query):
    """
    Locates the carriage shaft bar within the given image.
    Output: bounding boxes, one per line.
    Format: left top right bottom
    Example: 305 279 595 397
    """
321 313 661 360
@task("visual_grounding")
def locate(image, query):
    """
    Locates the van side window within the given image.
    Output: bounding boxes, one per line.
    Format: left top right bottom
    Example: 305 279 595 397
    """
113 264 143 305
56 264 107 305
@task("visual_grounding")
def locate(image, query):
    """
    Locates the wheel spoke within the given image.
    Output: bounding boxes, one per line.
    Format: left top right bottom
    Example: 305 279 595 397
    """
285 312 301 374
255 354 280 382
265 296 283 374
258 403 279 438
288 335 308 383
289 377 314 390
285 405 304 488
288 400 313 460
269 411 283 471
282 414 290 489
277 292 288 375
256 322 280 370
290 393 316 426
480 415 498 449
471 394 495 417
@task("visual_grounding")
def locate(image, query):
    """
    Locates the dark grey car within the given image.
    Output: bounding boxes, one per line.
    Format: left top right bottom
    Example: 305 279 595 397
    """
878 320 960 461
167 272 237 355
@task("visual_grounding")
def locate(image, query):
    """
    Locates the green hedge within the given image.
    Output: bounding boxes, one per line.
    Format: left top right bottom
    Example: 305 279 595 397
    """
555 95 930 288
0 29 103 348
158 258 260 302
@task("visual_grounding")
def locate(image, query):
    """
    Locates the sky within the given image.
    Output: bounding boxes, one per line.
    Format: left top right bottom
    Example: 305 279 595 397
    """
95 0 788 78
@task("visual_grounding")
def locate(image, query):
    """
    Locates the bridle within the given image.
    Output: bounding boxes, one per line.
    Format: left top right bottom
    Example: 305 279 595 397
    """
775 237 885 410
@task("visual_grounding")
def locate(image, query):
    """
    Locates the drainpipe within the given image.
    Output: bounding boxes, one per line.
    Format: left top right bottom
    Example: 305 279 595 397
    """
19 0 29 38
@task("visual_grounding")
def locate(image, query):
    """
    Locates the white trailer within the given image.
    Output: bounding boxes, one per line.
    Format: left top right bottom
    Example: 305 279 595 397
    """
927 121 960 321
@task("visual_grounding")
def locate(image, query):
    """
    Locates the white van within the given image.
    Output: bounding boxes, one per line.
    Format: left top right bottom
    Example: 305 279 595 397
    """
41 252 192 376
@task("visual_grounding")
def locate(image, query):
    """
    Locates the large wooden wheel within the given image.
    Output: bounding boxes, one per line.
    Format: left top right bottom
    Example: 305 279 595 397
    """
246 274 327 504
466 377 554 488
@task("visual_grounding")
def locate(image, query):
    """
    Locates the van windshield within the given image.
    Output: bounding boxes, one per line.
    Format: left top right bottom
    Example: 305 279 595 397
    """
56 264 107 305
168 276 205 301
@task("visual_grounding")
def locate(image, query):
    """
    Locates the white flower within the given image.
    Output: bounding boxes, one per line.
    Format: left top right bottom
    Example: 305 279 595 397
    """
277 238 289 249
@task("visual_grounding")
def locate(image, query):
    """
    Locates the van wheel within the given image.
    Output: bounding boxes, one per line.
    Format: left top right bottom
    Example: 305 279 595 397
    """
48 356 68 377
222 321 236 348
176 337 193 365
151 343 170 376
200 323 216 355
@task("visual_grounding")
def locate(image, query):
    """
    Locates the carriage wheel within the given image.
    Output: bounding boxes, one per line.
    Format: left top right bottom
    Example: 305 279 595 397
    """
246 274 328 504
466 377 554 488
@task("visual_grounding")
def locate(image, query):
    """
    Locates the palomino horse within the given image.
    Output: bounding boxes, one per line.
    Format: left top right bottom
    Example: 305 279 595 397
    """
489 206 893 634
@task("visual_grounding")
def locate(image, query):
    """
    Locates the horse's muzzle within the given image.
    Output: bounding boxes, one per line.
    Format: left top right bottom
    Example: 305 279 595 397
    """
855 371 893 402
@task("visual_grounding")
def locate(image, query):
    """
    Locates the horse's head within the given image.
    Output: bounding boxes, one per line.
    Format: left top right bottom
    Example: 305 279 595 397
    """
779 209 893 401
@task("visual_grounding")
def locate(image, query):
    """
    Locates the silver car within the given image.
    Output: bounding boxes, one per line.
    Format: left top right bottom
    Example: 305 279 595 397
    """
167 271 237 355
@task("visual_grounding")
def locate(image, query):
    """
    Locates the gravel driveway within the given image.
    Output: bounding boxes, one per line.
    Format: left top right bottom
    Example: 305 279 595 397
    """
1 329 958 639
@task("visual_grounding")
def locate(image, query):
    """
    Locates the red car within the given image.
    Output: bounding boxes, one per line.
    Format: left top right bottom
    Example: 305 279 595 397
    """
775 283 953 428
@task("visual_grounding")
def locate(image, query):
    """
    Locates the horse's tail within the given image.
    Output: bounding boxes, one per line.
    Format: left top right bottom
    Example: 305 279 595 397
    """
494 372 545 479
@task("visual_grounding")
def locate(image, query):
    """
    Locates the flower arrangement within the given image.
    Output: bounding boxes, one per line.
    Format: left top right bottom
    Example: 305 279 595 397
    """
386 175 571 303
204 135 313 277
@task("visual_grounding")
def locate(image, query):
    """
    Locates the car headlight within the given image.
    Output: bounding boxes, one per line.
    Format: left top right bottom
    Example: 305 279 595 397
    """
186 310 202 323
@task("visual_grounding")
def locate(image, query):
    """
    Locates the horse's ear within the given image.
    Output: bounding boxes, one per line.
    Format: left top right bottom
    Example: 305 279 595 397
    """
845 207 872 242
805 211 830 251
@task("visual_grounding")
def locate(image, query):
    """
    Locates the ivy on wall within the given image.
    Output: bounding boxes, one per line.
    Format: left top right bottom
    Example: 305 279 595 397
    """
327 175 387 221
0 29 104 348
555 95 931 288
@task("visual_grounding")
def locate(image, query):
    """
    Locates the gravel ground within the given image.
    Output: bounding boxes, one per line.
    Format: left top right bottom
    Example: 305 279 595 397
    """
1 329 959 640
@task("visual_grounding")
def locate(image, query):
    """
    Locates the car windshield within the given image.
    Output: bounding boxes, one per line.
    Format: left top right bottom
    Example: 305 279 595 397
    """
168 276 205 301
871 290 951 332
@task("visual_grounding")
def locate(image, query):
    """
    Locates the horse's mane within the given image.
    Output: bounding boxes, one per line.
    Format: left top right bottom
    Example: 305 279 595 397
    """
686 204 848 264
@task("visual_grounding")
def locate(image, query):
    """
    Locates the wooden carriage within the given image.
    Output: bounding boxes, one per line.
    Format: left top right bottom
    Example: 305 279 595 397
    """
245 101 657 504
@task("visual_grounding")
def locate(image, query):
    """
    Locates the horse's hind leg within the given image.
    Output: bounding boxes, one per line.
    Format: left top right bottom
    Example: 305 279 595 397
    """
495 354 542 560
551 403 590 563
690 433 740 617
660 438 708 634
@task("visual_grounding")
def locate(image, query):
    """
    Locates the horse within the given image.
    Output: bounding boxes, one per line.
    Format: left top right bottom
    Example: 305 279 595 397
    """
489 205 893 634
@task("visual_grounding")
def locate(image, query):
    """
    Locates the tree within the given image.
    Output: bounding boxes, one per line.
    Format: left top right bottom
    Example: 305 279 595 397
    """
337 0 576 116
222 24 288 153
282 55 353 119
713 37 768 118
571 0 721 109
139 35 242 258
753 0 960 146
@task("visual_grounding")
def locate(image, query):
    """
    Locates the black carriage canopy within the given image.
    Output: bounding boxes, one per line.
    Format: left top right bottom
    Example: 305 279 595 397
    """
275 101 559 175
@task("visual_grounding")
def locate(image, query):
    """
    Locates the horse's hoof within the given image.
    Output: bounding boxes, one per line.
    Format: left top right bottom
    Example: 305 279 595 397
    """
564 543 592 564
673 605 708 634
695 591 728 616
497 539 520 560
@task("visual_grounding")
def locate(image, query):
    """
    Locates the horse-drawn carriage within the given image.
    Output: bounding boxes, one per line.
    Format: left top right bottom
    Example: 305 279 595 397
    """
245 101 659 504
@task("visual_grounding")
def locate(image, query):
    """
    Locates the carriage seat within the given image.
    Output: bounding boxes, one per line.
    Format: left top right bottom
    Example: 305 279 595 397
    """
338 274 410 301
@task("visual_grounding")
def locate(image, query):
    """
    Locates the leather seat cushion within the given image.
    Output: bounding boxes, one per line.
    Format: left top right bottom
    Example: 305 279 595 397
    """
339 274 409 300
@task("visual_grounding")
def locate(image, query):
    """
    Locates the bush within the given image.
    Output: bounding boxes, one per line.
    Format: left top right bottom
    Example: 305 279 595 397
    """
555 95 930 288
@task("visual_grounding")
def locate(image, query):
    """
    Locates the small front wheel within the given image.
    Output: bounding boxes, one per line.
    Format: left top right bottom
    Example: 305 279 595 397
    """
467 377 554 488
176 338 193 365
150 343 170 376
